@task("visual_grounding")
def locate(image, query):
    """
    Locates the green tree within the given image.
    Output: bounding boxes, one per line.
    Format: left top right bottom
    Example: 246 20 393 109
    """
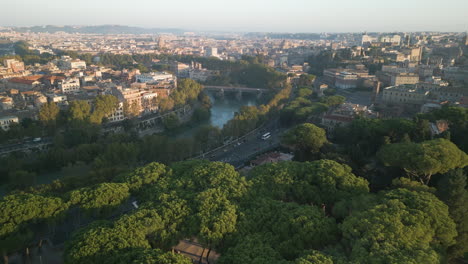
158 98 175 112
378 138 468 184
93 142 139 169
38 102 60 125
103 249 192 264
340 188 457 263
171 79 204 106
320 95 346 107
123 101 139 118
163 113 180 131
64 220 151 264
238 199 338 260
194 125 222 152
0 193 68 238
69 100 91 121
420 105 468 152
297 74 316 87
191 106 211 123
250 160 369 206
90 95 119 124
218 234 288 264
68 183 130 214
297 88 313 98
118 162 168 191
437 169 468 261
295 250 334 264
196 189 238 262
281 123 328 159
0 193 68 262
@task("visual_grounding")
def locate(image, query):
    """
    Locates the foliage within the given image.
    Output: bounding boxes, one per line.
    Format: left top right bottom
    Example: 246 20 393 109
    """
69 100 91 122
0 193 68 237
391 177 436 193
64 220 151 264
341 188 457 263
170 78 204 106
281 97 328 124
119 162 168 191
162 113 181 131
437 169 468 261
295 250 334 264
281 123 328 158
196 188 238 247
194 125 222 152
218 234 288 264
250 160 369 206
237 199 338 260
420 105 468 152
297 87 313 98
93 142 140 169
69 183 130 212
297 74 316 87
103 249 192 264
191 106 211 123
320 95 346 106
333 117 429 167
89 95 119 124
378 138 468 184
39 102 60 125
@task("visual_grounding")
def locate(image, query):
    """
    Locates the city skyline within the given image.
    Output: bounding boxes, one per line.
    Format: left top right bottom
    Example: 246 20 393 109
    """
2 0 468 33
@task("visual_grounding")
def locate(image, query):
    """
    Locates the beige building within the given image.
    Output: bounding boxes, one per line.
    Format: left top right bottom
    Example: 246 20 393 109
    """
382 84 429 105
59 78 81 94
57 56 87 70
390 73 420 86
3 59 25 73
335 72 359 89
0 116 19 131
0 97 14 110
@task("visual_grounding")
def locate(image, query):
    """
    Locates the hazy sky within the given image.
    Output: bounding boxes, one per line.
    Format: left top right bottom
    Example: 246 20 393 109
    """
2 0 467 32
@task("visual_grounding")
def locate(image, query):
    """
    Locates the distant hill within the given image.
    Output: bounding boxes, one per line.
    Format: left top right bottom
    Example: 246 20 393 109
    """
12 25 185 35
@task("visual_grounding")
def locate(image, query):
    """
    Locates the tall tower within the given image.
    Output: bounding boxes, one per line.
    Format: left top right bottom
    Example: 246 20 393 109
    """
157 37 166 49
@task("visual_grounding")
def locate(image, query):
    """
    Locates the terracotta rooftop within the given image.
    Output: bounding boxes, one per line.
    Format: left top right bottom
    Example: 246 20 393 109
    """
8 75 43 84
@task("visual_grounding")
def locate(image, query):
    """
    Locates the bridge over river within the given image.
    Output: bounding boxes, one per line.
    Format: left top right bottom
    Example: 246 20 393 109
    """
203 86 269 99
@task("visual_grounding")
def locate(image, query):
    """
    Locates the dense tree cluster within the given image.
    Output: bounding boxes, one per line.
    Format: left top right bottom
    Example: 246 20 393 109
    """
0 155 466 263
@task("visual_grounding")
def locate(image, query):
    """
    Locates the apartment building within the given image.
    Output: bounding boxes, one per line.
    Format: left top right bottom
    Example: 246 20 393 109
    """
0 115 18 131
59 78 81 93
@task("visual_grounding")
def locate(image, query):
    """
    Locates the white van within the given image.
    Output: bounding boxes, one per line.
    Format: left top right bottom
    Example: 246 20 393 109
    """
261 132 271 140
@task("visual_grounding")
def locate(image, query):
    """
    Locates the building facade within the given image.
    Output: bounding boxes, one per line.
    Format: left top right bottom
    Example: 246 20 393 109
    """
0 116 19 131
59 78 81 93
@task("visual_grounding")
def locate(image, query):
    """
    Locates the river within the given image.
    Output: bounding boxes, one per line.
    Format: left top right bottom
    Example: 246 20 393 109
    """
208 92 258 128
175 91 260 138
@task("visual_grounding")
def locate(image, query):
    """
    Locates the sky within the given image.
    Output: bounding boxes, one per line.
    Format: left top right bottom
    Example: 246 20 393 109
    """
1 0 468 32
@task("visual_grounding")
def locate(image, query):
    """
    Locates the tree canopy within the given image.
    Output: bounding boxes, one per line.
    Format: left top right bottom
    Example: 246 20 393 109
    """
378 138 468 184
281 123 328 159
38 102 60 125
340 188 457 264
